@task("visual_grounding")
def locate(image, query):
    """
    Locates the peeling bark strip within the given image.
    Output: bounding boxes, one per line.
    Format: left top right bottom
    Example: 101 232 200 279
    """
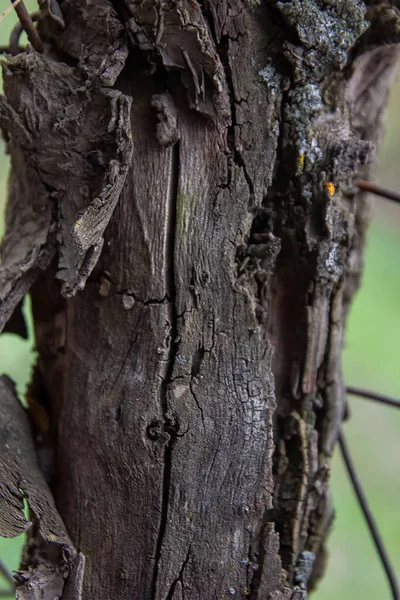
0 1 399 599
0 376 84 599
0 47 132 303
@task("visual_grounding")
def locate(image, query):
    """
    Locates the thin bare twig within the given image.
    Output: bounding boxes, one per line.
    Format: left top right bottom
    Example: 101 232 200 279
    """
346 386 400 409
0 45 23 54
9 0 42 53
0 0 22 25
339 432 399 600
9 19 24 56
0 558 14 599
0 10 39 55
8 12 39 56
356 179 400 206
0 559 13 590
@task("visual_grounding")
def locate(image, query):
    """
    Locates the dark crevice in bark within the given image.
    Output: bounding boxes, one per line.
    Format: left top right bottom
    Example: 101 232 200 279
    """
189 379 205 434
88 270 171 305
314 277 342 431
248 515 267 598
189 345 206 429
190 346 205 378
225 54 255 208
165 544 192 600
151 141 181 598
208 29 255 204
248 509 281 598
196 0 217 44
117 290 170 306
109 0 131 24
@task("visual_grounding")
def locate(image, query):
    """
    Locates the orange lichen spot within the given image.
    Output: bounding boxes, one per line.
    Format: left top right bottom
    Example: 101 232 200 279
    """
226 537 230 542
325 182 335 196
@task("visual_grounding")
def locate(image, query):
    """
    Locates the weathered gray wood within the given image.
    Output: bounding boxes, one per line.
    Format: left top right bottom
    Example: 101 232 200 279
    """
0 1 399 599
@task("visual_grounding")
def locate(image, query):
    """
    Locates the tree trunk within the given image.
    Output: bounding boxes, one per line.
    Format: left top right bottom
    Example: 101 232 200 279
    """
0 1 399 599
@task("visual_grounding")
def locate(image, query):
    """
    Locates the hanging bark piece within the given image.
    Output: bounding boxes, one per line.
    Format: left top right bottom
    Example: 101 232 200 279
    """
0 76 54 332
0 375 83 599
2 298 28 338
0 47 132 304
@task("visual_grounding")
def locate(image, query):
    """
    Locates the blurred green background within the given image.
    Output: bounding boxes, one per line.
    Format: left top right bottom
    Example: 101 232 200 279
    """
0 3 399 599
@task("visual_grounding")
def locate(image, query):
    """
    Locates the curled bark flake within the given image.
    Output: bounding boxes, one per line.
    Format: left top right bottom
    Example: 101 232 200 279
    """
0 376 83 599
123 0 230 121
43 0 65 29
0 50 132 299
38 0 128 87
0 89 54 332
2 299 28 338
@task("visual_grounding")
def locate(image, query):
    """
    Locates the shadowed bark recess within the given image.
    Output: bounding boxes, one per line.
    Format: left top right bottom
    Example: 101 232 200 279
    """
0 1 399 599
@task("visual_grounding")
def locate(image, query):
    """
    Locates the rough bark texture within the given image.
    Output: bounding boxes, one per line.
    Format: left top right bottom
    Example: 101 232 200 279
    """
0 1 399 599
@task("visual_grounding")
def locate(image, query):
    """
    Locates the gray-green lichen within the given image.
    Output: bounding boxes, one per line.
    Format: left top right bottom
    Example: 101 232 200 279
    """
278 0 369 80
294 551 316 590
258 63 280 88
285 84 324 175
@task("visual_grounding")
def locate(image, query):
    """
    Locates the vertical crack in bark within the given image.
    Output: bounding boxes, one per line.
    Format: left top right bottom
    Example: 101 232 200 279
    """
165 543 192 600
151 141 180 599
201 15 255 205
223 46 255 206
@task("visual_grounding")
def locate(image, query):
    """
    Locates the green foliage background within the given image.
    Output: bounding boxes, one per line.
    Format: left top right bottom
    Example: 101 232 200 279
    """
0 4 399 598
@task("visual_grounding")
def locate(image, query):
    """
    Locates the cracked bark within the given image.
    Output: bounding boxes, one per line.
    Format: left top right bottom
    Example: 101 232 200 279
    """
0 1 399 599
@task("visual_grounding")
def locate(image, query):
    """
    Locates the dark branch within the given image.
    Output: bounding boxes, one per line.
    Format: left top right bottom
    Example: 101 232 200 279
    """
0 557 14 598
9 0 42 53
0 45 21 54
346 386 400 409
356 180 400 206
0 557 14 589
9 19 24 55
339 432 399 600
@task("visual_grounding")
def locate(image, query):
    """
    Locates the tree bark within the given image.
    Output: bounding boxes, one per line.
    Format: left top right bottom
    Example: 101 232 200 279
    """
0 1 399 599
